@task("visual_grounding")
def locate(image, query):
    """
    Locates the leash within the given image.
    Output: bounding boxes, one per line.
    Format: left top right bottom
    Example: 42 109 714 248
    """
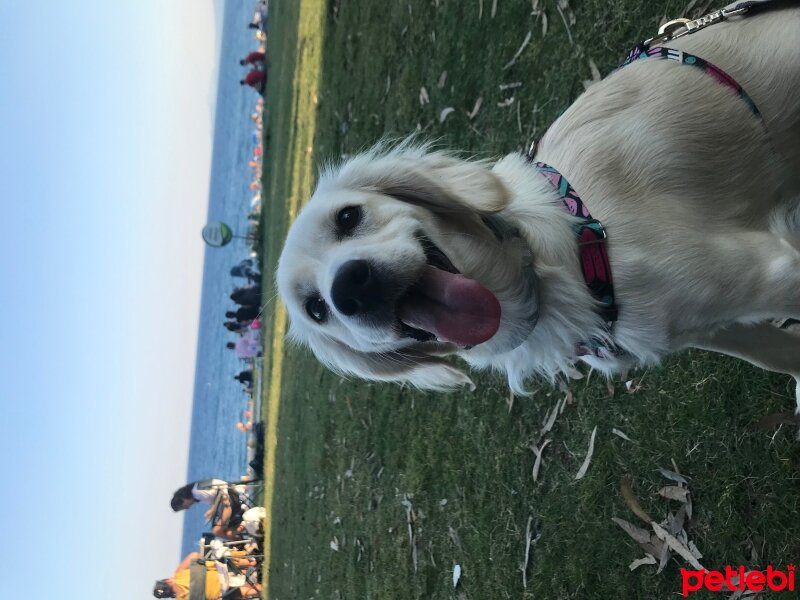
642 0 787 48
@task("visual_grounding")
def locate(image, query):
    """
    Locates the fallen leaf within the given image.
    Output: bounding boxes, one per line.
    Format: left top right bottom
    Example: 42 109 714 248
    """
588 59 601 82
612 517 651 545
621 474 654 523
688 540 703 559
503 30 532 70
555 1 574 44
521 516 540 588
612 517 665 557
574 426 597 480
629 554 656 571
541 399 560 434
532 438 551 481
419 86 430 105
439 107 455 123
659 468 690 485
659 486 690 503
612 427 632 442
467 97 483 119
651 522 704 570
452 564 461 587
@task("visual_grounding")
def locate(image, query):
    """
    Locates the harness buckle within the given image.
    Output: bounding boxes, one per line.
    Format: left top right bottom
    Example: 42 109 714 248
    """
576 219 608 245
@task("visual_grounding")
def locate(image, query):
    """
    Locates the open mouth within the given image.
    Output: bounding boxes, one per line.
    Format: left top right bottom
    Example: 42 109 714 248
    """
396 233 502 347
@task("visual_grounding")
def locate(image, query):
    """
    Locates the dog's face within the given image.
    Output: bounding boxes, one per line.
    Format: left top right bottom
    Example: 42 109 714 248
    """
277 143 539 390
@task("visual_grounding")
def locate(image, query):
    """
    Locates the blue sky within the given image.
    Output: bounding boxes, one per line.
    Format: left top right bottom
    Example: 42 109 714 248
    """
0 1 221 597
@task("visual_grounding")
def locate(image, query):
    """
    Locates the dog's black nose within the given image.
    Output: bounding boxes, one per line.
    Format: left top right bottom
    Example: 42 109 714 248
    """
331 260 382 316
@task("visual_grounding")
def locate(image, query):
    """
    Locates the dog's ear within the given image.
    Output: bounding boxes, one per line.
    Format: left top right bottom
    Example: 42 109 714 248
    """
334 149 510 215
296 329 475 391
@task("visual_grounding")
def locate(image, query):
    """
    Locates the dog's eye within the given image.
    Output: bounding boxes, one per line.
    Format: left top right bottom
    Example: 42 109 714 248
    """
305 296 328 323
336 206 362 232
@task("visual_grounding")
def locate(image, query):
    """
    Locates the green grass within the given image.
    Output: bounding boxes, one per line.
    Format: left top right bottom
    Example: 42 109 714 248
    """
260 1 800 598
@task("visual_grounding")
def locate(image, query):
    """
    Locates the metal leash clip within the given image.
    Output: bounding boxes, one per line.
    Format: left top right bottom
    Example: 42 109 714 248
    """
642 4 750 48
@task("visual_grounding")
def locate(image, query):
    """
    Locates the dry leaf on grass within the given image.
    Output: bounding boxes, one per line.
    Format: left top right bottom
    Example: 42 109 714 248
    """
401 495 418 572
612 428 633 442
522 515 533 588
659 468 690 485
612 517 651 545
419 86 430 106
532 438 551 481
588 59 601 82
629 554 656 571
575 426 597 480
621 475 654 523
467 97 483 119
555 1 574 44
448 526 463 551
521 516 541 588
503 31 532 70
439 107 455 123
497 97 515 108
612 517 665 558
651 522 704 570
437 71 447 88
659 486 690 503
541 399 560 435
557 0 576 24
688 540 703 560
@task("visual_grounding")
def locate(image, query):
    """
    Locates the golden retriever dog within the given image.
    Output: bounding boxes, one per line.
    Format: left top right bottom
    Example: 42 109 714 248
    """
277 4 800 405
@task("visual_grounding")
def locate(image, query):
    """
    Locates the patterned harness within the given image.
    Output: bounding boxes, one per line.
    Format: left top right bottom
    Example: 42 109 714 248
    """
531 39 765 359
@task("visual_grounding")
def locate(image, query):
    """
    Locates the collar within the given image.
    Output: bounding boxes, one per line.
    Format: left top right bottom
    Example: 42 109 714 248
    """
479 213 540 350
526 155 627 358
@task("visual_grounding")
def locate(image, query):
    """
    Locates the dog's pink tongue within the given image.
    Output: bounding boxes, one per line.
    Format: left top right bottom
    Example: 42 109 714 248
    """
399 266 501 346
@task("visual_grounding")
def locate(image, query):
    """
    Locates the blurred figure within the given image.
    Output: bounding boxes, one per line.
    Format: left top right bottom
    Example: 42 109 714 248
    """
239 51 266 66
240 70 266 92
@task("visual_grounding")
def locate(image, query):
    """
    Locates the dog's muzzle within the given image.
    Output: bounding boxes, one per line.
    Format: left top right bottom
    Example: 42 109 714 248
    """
330 259 386 316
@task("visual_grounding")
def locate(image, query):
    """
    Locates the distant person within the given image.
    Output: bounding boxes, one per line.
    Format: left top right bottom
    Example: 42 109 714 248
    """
240 70 266 92
230 263 261 284
224 321 248 333
239 51 266 66
232 331 262 359
153 551 260 599
226 306 260 322
234 370 254 384
153 553 223 599
231 286 262 306
248 1 268 30
171 479 235 517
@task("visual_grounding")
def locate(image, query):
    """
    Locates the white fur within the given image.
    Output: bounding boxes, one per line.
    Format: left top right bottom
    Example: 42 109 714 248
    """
277 7 800 404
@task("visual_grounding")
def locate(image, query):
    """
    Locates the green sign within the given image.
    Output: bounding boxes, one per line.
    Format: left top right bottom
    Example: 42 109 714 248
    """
202 222 234 247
